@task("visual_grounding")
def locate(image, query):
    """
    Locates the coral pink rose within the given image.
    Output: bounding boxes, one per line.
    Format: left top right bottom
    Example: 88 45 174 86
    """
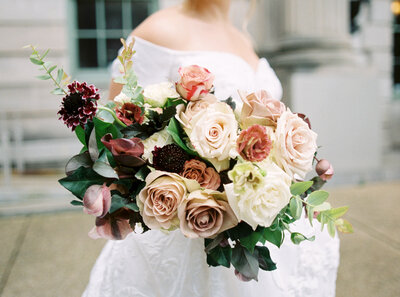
239 90 285 129
181 159 221 190
83 184 111 218
101 134 145 168
89 210 133 240
316 159 334 181
237 124 272 162
178 190 238 238
274 110 318 180
137 171 192 230
176 65 214 101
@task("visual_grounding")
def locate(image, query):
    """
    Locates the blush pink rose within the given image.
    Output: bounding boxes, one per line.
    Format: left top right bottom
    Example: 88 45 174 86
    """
83 184 111 218
137 171 188 230
239 90 286 128
178 190 238 238
181 159 221 190
88 210 133 240
237 124 272 162
274 110 318 180
176 65 214 101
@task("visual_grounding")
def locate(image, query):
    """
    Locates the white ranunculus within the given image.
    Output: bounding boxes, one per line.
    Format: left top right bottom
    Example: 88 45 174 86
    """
113 92 131 104
273 109 318 180
186 102 238 172
141 128 173 162
143 82 179 107
225 160 292 230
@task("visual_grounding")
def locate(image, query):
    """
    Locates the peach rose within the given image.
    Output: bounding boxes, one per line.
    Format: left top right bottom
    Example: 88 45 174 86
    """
176 65 214 101
137 171 199 230
176 94 218 129
239 90 285 129
274 110 318 180
178 190 238 238
83 184 111 218
181 159 221 190
237 124 272 162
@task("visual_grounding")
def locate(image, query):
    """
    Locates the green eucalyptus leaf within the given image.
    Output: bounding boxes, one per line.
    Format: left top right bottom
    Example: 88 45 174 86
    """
290 181 313 196
324 206 349 220
335 218 354 234
290 232 316 245
307 205 314 226
48 65 57 73
327 220 336 237
41 49 50 59
56 68 64 84
51 88 65 95
30 57 44 65
289 196 303 220
307 190 329 207
113 76 127 84
36 74 51 80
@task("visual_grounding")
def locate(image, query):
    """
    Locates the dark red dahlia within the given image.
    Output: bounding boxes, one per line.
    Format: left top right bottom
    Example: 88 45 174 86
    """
152 144 190 173
58 81 100 131
116 103 144 126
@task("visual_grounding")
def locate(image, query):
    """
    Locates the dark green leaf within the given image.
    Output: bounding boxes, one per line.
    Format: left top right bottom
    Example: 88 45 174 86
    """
290 181 313 196
70 200 83 206
310 176 327 192
93 117 121 150
58 167 105 199
167 118 197 156
135 166 151 181
231 244 259 281
261 228 283 248
110 193 139 213
240 231 262 253
222 96 236 111
206 245 232 268
204 233 225 254
226 222 253 240
75 125 87 148
254 246 276 271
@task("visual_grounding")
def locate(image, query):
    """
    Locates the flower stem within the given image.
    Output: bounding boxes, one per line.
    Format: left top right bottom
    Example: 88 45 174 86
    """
97 106 127 128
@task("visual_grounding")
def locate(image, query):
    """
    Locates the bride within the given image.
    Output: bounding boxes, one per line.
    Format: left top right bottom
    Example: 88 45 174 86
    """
82 1 340 296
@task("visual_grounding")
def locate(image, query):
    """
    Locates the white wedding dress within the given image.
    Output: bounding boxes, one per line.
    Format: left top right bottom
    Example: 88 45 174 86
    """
82 36 340 297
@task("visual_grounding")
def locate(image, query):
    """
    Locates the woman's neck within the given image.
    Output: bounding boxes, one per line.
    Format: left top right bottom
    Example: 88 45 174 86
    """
181 0 231 23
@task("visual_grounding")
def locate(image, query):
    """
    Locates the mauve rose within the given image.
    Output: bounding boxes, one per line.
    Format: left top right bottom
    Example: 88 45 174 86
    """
316 159 334 181
181 159 221 190
274 110 318 180
88 210 133 240
101 134 145 167
237 124 272 162
178 189 238 238
137 171 190 230
176 65 214 101
116 102 144 126
239 90 285 129
176 94 218 129
83 184 111 218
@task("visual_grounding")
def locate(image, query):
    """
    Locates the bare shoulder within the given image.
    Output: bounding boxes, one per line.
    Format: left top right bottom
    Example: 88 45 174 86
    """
131 7 187 49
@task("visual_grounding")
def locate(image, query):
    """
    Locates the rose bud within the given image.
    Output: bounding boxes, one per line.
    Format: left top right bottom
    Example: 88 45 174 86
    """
316 159 334 181
176 65 214 101
101 134 145 168
83 184 111 218
234 269 252 282
88 210 133 240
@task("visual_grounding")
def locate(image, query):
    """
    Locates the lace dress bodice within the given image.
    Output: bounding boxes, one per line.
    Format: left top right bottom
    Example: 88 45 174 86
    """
82 36 340 297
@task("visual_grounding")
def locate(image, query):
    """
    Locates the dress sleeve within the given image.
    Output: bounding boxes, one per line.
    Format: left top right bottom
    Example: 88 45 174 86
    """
257 58 283 101
110 36 174 87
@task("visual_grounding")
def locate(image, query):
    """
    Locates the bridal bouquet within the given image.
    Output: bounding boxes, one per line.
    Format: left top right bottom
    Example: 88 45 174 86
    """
28 39 352 281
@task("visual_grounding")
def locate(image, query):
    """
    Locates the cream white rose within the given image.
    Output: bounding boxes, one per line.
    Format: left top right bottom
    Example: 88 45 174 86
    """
186 102 238 172
274 109 318 180
141 128 173 162
143 82 179 107
225 160 292 230
113 92 130 105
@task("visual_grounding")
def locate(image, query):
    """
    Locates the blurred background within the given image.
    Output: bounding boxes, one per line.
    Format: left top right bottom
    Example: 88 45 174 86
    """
0 0 399 296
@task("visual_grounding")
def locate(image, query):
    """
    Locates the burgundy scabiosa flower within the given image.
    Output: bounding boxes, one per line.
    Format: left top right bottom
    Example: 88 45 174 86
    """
152 144 190 173
116 103 144 126
58 81 100 131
